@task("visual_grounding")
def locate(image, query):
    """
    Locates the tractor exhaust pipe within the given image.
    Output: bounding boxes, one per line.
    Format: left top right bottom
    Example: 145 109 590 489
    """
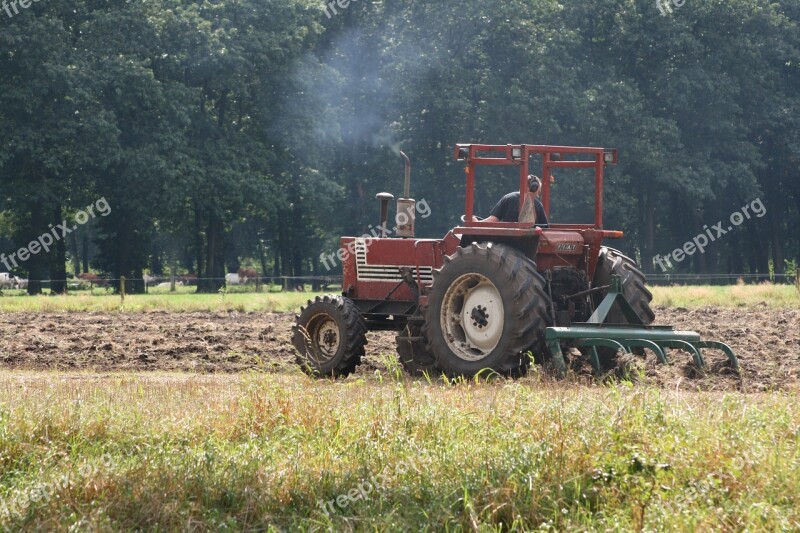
396 151 416 238
401 151 411 198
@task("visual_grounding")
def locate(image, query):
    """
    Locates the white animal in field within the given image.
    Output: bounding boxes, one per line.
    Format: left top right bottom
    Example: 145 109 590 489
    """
225 273 241 285
0 276 28 289
156 281 183 289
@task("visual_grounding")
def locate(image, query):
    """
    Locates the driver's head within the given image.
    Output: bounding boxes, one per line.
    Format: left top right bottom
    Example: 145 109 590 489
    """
527 174 542 195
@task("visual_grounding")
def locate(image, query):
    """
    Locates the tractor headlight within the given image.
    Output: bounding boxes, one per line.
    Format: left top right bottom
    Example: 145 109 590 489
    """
511 147 522 160
603 151 615 163
457 147 470 161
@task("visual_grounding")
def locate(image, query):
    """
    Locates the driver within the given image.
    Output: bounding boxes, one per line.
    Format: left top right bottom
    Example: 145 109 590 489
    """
484 174 549 228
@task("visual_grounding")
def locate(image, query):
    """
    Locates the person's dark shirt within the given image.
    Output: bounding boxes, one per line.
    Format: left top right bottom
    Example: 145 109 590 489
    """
488 191 549 227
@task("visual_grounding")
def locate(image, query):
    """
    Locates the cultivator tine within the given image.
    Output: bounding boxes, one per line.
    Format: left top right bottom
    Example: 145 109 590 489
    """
693 340 739 370
572 338 629 374
544 329 740 376
657 340 705 369
545 337 569 378
622 339 668 365
541 274 739 377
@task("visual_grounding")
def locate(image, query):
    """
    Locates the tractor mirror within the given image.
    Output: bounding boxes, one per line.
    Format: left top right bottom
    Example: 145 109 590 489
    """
603 150 617 164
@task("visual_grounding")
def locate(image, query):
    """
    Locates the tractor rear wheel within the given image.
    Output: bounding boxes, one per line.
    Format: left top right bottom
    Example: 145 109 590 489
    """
592 247 655 368
396 322 438 377
593 247 655 324
292 295 367 377
423 243 550 378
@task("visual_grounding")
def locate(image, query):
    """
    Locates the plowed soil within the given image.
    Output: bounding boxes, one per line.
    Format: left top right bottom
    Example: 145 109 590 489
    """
0 306 797 391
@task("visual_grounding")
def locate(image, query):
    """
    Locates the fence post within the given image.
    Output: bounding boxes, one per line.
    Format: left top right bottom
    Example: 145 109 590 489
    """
120 275 126 304
170 266 176 292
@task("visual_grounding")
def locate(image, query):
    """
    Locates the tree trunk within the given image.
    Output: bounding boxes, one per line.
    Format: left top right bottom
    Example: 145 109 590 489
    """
197 212 225 293
312 254 320 291
151 238 163 276
81 232 90 273
688 208 703 273
279 211 290 281
258 241 270 286
272 239 281 278
26 203 46 295
69 231 82 275
642 184 655 273
194 205 205 282
50 205 68 294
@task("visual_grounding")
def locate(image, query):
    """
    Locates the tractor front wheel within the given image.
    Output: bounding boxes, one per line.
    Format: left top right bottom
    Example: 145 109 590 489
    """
292 295 367 377
423 243 551 378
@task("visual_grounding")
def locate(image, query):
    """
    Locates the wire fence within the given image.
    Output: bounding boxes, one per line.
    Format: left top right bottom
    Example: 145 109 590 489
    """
1 271 798 295
0 276 342 295
647 272 797 285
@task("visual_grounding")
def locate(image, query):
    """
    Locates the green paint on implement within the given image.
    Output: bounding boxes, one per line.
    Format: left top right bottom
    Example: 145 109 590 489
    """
545 276 739 376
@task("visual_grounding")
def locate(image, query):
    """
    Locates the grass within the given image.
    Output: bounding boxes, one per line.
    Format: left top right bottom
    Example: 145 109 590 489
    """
0 284 797 313
1 283 796 530
0 290 314 313
651 283 799 308
0 370 797 530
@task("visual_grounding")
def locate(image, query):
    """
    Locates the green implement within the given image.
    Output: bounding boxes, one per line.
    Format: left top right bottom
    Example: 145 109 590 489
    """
545 276 739 376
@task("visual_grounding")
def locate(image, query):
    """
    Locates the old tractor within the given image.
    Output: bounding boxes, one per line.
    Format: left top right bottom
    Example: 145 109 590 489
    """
292 144 738 378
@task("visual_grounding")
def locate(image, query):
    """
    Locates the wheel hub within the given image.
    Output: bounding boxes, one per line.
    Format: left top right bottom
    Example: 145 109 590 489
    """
470 305 489 328
309 316 340 362
440 273 505 361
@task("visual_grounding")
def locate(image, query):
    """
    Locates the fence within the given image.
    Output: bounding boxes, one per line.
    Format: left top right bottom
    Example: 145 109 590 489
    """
0 276 342 295
1 270 798 295
646 272 798 286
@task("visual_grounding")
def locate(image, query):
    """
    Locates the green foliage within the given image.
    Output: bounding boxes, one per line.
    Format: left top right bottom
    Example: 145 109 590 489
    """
0 0 798 285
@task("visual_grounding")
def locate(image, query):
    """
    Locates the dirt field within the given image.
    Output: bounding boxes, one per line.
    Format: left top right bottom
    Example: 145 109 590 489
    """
0 306 797 391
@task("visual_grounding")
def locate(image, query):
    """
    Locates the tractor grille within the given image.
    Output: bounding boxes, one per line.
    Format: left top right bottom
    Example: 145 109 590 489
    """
354 238 434 283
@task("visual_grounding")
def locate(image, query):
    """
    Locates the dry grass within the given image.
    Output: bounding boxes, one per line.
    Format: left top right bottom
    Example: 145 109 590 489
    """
0 284 797 314
0 371 798 530
651 283 798 308
0 291 313 313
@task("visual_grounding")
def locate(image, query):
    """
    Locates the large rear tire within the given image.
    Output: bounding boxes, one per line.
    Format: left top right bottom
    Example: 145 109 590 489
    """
592 247 655 324
592 247 655 368
423 243 551 378
292 295 367 377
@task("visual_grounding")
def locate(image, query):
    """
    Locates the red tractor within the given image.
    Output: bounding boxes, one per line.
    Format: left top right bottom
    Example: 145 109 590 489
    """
292 144 738 378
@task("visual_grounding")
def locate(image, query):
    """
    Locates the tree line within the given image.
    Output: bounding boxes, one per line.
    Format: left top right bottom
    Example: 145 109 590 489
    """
1 0 798 294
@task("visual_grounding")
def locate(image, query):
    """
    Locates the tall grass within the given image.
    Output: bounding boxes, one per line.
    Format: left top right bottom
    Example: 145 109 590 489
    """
0 372 798 530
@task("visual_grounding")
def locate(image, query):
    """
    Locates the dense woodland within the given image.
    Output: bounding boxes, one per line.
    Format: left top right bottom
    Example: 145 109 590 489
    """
1 0 798 293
